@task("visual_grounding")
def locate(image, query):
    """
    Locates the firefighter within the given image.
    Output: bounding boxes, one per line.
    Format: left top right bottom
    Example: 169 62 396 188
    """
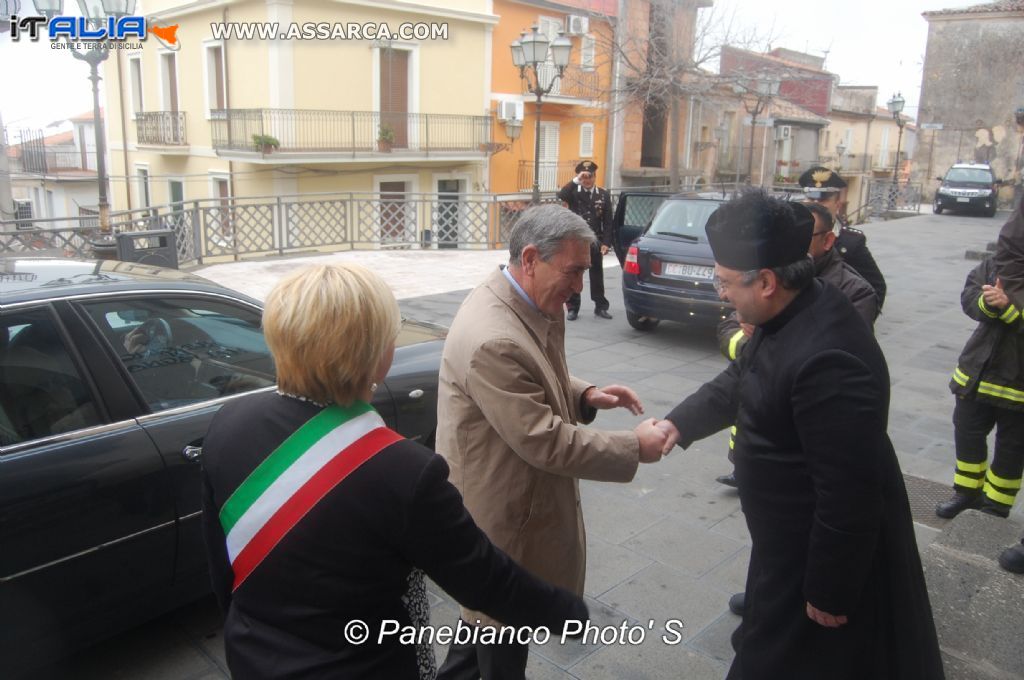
936 255 1024 522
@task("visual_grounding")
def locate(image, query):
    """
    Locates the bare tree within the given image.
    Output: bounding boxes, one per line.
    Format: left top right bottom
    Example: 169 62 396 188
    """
588 0 778 190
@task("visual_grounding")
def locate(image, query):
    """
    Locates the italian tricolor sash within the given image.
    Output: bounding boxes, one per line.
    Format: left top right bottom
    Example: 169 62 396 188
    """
219 401 401 591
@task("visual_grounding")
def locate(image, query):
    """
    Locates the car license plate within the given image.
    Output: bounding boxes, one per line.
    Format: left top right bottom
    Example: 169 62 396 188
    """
664 263 714 279
957 197 970 203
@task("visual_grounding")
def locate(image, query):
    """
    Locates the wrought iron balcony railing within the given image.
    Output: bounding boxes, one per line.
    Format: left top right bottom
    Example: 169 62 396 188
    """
136 111 188 145
523 64 602 101
517 160 579 192
210 109 492 154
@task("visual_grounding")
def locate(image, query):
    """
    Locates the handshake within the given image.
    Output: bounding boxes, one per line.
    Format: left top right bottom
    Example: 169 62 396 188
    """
634 418 680 463
581 384 680 464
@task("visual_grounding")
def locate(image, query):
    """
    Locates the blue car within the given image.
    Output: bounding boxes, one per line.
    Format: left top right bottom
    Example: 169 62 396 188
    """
611 193 731 331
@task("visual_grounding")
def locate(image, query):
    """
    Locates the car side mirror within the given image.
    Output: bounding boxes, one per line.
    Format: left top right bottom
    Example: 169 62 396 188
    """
935 176 944 182
994 178 1003 185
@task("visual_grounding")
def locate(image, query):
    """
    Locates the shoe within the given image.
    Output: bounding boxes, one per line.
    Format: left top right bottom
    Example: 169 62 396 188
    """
998 543 1024 574
935 492 983 519
728 592 746 616
716 473 738 488
566 310 578 321
979 501 1011 519
595 309 613 319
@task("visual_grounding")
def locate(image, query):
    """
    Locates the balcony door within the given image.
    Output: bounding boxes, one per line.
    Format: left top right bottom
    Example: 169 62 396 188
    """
161 53 179 113
539 122 560 191
380 48 409 149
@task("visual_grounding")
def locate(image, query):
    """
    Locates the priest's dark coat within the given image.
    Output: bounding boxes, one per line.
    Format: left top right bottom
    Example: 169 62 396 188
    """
666 280 944 680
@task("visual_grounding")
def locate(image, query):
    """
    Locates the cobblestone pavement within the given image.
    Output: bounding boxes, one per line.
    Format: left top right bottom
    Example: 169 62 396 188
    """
30 208 1022 679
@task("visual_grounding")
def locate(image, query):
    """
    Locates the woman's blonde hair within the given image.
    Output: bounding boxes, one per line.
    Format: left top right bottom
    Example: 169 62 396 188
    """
263 263 400 406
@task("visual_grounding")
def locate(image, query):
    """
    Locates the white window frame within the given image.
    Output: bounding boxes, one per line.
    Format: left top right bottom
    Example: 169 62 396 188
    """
158 50 180 112
128 54 144 119
202 40 227 120
579 123 594 157
580 34 595 71
135 163 151 208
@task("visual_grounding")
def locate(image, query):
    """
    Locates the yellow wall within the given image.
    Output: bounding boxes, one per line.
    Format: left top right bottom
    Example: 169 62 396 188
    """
102 0 493 212
489 0 613 193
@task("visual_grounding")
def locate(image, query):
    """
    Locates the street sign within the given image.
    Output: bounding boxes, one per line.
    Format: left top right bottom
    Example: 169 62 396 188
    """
742 116 775 127
920 123 944 130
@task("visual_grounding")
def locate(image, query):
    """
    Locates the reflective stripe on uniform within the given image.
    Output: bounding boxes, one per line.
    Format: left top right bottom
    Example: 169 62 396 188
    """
978 295 999 318
728 330 745 360
977 381 1024 404
955 473 985 489
1000 304 1020 324
984 481 1017 506
957 459 987 473
987 469 1023 490
952 367 970 387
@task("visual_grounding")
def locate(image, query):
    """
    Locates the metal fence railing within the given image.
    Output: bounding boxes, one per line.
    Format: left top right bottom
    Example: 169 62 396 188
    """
136 111 187 145
209 109 492 154
865 180 922 217
0 188 687 266
527 64 602 100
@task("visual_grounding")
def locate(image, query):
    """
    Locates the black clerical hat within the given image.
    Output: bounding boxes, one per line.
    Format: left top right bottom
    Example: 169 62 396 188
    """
705 196 814 271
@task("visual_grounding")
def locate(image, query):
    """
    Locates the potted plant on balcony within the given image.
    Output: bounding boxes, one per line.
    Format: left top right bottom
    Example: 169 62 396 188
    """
377 124 395 152
252 133 280 154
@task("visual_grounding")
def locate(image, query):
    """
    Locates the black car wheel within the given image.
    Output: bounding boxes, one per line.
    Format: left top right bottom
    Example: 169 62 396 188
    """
986 204 997 217
932 199 943 214
626 310 660 331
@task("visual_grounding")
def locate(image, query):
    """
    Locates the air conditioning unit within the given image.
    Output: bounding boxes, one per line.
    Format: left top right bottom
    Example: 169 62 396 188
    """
775 125 792 141
565 14 589 35
497 100 524 122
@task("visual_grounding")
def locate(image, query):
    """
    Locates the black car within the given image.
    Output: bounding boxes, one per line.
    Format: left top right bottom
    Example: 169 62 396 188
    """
611 192 729 331
933 163 1001 217
0 258 444 670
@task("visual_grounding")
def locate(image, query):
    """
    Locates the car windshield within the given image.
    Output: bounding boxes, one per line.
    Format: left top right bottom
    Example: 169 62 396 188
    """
946 168 993 183
647 200 719 240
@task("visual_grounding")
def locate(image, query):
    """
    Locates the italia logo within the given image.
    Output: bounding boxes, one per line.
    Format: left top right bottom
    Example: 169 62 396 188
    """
8 14 180 50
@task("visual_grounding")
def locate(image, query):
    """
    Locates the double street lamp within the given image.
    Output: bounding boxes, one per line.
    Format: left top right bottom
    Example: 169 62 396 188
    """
511 25 572 204
736 75 780 185
887 92 906 185
31 0 136 254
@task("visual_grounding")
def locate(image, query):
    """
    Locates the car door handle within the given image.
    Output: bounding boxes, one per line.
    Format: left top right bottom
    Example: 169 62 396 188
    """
182 445 203 461
409 389 424 399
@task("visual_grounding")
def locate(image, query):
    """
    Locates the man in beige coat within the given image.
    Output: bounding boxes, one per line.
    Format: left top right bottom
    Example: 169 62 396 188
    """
436 204 667 680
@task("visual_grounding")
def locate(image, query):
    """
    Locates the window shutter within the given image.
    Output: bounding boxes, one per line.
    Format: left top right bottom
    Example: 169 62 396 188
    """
579 123 594 157
581 35 595 71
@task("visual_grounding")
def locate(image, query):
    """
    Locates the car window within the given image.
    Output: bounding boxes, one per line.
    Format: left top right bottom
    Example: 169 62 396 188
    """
945 168 993 184
0 308 102 446
648 200 720 240
80 296 276 412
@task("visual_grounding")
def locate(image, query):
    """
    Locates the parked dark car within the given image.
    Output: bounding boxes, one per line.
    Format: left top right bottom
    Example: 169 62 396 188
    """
933 163 1001 217
0 258 444 671
611 192 730 331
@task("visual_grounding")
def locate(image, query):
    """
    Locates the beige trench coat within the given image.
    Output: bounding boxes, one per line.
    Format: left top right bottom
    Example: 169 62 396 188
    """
437 268 640 626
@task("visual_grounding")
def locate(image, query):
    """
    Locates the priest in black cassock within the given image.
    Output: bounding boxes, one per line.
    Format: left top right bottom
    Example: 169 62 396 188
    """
655 190 944 680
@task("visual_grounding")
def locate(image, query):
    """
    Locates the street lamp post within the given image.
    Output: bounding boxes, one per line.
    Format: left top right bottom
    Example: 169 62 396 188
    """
835 142 846 171
887 92 906 184
32 0 136 258
739 76 780 185
511 25 572 204
886 92 906 210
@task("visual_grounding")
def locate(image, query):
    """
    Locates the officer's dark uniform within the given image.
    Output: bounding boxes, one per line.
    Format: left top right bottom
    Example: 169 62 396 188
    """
557 160 612 319
799 167 887 309
936 256 1024 519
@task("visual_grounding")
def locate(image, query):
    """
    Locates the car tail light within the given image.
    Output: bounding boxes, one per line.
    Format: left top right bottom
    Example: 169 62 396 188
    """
649 256 662 276
624 246 640 275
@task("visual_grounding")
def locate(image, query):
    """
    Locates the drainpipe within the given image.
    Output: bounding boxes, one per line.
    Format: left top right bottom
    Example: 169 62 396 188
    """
116 48 133 211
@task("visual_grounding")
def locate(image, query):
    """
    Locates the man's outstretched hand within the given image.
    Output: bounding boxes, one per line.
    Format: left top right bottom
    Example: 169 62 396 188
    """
585 385 644 415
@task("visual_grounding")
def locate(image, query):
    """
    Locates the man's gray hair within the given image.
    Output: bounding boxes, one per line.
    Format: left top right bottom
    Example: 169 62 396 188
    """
508 204 596 264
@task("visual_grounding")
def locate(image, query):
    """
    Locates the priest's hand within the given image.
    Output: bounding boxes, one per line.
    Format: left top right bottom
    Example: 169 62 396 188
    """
585 385 644 415
653 419 680 456
806 602 848 628
635 418 667 463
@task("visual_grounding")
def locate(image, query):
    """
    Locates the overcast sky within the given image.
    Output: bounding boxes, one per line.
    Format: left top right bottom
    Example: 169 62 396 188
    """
0 0 965 132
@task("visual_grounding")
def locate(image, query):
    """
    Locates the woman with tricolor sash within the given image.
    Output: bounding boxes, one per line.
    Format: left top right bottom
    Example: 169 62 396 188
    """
201 264 588 679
